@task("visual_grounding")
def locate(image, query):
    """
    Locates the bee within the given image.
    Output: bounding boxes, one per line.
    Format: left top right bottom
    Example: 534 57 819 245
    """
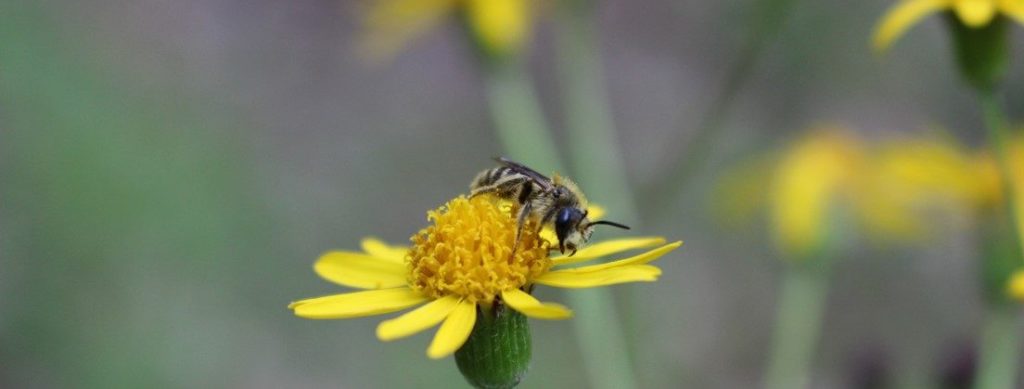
470 157 630 255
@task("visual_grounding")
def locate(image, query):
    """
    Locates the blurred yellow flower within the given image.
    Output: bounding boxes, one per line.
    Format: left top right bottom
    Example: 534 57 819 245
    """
769 128 865 257
1008 269 1024 300
359 0 534 61
975 133 1024 244
465 0 529 56
289 195 681 359
860 136 985 238
716 127 1000 257
970 133 1024 206
872 0 1024 51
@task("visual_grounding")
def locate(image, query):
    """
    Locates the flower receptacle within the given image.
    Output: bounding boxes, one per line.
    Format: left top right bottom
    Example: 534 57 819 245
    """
455 303 532 389
945 13 1009 93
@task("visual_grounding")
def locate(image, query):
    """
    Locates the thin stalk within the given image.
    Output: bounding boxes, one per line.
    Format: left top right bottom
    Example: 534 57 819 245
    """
643 0 800 220
553 4 642 389
563 289 638 389
973 307 1021 389
974 92 1023 389
483 59 637 389
764 265 829 389
555 3 638 219
979 92 1024 258
483 61 564 172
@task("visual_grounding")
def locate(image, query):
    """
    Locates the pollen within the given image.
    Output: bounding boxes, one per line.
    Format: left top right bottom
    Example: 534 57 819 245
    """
407 195 551 304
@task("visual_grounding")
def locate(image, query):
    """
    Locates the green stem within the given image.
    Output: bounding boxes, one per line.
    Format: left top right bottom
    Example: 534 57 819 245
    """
553 3 643 389
564 289 638 389
555 3 638 220
643 0 800 220
484 57 638 389
979 92 1024 258
974 92 1023 389
981 93 1006 147
973 307 1022 389
482 61 564 173
764 265 829 389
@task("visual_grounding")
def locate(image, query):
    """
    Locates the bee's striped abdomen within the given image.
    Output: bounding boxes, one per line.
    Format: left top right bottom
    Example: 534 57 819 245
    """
470 167 536 204
470 167 500 188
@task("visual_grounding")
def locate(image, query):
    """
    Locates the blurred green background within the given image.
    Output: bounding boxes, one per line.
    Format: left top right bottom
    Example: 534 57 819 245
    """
2 0 1023 387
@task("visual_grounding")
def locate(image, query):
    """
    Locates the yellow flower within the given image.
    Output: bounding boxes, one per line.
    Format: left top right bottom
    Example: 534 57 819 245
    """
872 0 1024 51
1008 269 1024 300
716 127 1008 255
975 133 1024 244
858 136 986 238
970 134 1024 206
289 195 681 359
872 137 983 204
359 0 534 61
770 128 864 257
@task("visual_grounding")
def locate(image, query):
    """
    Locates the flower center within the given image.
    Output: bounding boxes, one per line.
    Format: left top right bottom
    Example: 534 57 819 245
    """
407 195 551 304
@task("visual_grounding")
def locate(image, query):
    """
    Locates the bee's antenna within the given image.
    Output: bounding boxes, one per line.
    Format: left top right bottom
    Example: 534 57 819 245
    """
588 220 631 230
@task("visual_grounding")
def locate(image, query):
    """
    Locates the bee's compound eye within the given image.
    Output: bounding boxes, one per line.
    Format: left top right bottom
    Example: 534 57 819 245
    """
556 208 572 224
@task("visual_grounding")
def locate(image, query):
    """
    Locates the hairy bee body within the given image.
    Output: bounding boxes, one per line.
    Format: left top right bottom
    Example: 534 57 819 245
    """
470 158 629 255
470 166 541 205
470 166 568 213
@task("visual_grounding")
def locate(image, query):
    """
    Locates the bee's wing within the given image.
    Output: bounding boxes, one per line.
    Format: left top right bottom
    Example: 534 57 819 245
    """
495 157 554 191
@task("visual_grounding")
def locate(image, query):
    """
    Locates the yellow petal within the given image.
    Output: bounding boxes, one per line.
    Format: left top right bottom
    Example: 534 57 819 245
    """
1008 269 1024 301
557 241 683 273
427 299 477 359
360 237 408 263
953 0 997 26
314 251 408 289
856 136 983 240
465 0 531 56
587 204 607 220
533 265 662 289
376 295 460 341
500 289 573 319
998 0 1024 24
290 288 427 319
872 0 950 51
552 237 669 266
770 129 863 256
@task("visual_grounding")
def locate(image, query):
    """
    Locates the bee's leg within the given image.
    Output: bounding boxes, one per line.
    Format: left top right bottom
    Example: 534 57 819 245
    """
535 207 558 235
469 180 502 198
511 202 532 255
469 185 496 198
470 177 526 199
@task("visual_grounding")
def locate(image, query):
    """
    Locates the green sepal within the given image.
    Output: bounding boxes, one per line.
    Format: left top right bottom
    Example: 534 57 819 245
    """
455 303 531 389
945 13 1009 93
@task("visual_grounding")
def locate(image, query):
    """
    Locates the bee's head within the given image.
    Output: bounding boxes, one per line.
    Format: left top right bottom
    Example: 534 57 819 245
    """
555 208 631 256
